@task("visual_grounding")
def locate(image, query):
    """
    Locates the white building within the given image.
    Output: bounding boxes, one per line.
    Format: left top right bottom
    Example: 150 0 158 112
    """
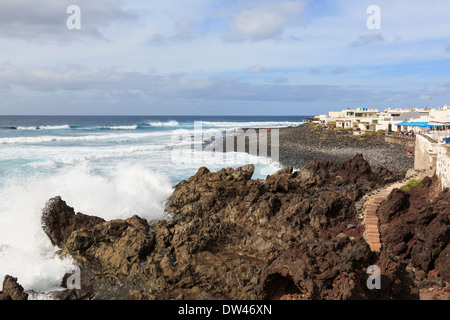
376 108 430 131
316 105 450 135
318 107 379 131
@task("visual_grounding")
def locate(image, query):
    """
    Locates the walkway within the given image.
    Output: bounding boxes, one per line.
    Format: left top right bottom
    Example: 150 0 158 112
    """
355 169 433 252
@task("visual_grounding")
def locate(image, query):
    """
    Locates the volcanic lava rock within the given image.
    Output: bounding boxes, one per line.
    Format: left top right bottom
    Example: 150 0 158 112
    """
60 215 156 279
0 276 28 300
41 154 417 300
165 154 403 248
259 238 374 300
379 175 450 289
42 196 105 248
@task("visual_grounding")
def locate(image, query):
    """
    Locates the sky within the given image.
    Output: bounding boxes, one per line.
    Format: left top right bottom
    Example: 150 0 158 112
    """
0 0 449 115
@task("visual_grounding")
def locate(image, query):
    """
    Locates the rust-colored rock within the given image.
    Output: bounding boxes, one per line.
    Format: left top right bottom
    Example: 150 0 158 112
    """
61 215 155 279
42 196 105 248
259 238 374 300
0 276 28 300
379 175 450 291
41 154 440 300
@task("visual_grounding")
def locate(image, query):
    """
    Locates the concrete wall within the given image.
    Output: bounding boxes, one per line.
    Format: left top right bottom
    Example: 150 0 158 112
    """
435 144 450 188
415 134 450 188
414 135 435 171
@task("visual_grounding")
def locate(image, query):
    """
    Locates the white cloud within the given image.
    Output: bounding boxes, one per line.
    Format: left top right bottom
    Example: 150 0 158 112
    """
0 0 135 43
0 0 449 114
271 76 288 83
0 63 434 105
349 34 384 47
226 1 308 41
330 68 348 74
149 34 167 46
245 64 266 74
2 62 449 115
173 18 195 41
149 18 197 45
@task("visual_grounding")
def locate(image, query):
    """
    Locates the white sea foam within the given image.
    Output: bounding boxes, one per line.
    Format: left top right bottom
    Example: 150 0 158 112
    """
16 126 37 130
0 162 173 292
38 125 71 130
0 117 292 295
107 125 138 130
0 131 169 145
15 125 70 131
201 121 299 128
148 120 179 127
0 144 166 169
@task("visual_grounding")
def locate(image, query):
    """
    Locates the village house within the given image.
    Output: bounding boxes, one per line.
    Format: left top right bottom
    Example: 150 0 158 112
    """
315 105 450 143
317 107 379 131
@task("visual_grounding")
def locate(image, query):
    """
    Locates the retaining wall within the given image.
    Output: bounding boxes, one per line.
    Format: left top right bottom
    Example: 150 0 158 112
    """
385 135 415 149
415 134 450 188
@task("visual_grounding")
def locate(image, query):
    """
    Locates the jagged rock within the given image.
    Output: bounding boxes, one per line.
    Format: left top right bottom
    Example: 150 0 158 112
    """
61 215 155 279
42 196 105 248
41 154 428 300
435 245 450 281
378 188 410 223
127 290 156 300
259 238 374 300
0 293 10 300
297 160 333 182
40 199 157 299
0 276 28 300
379 175 450 287
166 154 403 249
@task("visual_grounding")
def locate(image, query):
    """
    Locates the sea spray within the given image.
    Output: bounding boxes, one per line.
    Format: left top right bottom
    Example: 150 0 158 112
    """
0 162 173 292
0 116 302 293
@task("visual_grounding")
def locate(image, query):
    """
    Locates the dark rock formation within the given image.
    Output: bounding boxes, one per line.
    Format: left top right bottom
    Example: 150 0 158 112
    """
39 154 423 300
42 196 105 248
43 197 157 299
275 124 415 172
166 154 404 250
0 276 28 300
61 214 155 279
378 175 450 297
259 238 374 300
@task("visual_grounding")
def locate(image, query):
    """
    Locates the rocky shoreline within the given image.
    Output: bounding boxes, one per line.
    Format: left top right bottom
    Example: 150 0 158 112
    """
3 152 448 300
277 125 415 172
222 124 415 172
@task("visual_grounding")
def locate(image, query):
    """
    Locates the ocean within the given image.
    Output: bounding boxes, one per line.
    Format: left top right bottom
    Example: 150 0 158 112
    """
0 115 305 294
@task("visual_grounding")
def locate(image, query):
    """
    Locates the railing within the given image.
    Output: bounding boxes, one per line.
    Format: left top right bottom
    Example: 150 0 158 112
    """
423 131 450 143
388 131 416 139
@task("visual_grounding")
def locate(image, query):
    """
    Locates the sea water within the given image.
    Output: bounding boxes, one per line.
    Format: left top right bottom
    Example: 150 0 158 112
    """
0 115 304 293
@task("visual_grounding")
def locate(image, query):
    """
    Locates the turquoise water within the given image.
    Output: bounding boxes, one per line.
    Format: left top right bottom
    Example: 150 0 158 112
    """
0 115 305 293
0 116 304 184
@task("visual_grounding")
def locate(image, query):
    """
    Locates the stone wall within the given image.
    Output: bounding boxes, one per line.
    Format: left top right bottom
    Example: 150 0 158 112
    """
415 134 450 188
385 135 415 149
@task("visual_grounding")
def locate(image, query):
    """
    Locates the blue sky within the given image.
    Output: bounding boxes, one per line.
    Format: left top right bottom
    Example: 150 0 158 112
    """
0 0 449 115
